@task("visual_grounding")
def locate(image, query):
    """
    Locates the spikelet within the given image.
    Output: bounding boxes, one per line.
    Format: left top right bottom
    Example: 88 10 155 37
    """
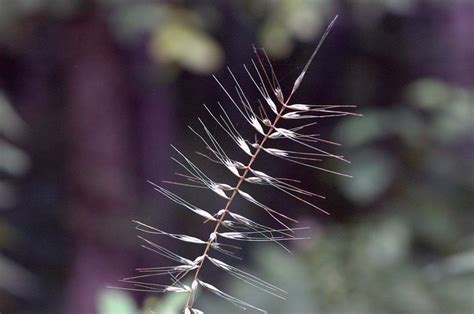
114 15 361 313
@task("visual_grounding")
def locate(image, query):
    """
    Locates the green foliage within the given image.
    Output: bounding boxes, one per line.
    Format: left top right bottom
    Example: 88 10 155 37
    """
195 216 473 313
97 288 188 314
336 79 472 206
145 292 188 314
97 290 137 314
339 148 397 204
0 92 36 299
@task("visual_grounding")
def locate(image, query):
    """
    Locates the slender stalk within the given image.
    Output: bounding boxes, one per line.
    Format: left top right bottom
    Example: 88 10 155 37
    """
185 94 293 310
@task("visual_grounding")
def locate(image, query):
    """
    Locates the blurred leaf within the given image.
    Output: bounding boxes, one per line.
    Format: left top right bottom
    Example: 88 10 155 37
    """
198 244 318 313
432 94 472 142
111 3 167 42
150 291 188 314
424 250 474 281
0 93 30 178
406 79 451 110
409 195 461 247
286 1 325 41
0 253 38 298
405 79 473 142
0 92 27 140
335 110 391 147
364 218 410 268
0 139 30 176
258 0 332 59
97 290 137 314
338 149 397 204
260 22 293 59
395 109 425 146
150 20 223 74
432 275 474 314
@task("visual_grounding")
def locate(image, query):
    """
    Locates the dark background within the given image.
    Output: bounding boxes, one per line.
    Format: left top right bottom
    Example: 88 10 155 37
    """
0 1 472 313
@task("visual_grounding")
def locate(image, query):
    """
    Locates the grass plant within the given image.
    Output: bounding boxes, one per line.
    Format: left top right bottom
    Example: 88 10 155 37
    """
114 16 360 313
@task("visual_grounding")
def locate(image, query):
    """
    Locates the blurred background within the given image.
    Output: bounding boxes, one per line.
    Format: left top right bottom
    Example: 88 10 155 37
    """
0 0 473 313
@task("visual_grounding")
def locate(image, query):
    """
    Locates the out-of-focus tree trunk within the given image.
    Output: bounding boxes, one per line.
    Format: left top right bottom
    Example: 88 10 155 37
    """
62 14 136 314
445 2 474 86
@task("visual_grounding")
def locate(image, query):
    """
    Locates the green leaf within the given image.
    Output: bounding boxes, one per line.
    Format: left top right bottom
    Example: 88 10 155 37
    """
97 290 137 314
338 149 397 204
